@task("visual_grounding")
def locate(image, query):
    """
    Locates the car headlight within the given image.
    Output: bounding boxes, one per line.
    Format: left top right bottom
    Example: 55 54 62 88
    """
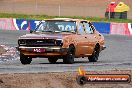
55 39 63 46
18 39 26 45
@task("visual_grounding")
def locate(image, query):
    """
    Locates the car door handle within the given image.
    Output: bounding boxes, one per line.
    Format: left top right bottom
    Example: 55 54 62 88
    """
94 36 97 38
88 42 92 44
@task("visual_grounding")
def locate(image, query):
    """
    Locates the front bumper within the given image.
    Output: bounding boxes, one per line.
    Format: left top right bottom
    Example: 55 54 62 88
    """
102 45 106 50
18 46 68 56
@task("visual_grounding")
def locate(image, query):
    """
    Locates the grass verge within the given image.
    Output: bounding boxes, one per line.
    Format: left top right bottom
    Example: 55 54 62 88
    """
0 13 132 23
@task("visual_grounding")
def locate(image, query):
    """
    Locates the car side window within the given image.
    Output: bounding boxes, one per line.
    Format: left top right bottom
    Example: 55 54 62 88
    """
83 22 94 34
78 22 85 34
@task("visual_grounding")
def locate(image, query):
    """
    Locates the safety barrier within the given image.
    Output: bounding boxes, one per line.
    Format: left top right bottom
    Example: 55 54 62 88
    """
92 22 110 34
0 18 132 35
110 23 131 35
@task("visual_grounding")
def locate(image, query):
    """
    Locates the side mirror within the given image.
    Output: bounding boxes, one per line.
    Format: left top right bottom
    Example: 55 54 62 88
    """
30 30 34 33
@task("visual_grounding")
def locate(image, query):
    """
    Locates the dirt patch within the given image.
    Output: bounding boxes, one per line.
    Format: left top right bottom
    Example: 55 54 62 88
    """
0 46 6 55
0 45 18 62
0 70 131 88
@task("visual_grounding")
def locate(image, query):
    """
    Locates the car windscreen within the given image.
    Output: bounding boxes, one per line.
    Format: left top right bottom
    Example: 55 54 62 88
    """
36 20 76 32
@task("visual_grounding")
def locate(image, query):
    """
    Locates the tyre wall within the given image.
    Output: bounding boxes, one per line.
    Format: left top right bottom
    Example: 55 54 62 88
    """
0 18 132 36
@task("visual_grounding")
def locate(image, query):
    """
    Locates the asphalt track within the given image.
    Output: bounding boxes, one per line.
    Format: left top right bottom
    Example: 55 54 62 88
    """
0 30 132 73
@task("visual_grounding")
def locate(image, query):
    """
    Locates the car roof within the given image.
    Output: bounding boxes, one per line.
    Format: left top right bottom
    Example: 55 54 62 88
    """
44 18 89 22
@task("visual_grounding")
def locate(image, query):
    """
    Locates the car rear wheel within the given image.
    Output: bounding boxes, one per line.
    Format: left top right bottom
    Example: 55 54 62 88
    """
63 45 75 64
88 46 100 62
20 53 32 65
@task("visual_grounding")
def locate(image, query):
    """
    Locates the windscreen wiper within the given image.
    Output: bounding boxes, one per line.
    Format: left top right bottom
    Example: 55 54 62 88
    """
42 30 61 33
42 30 53 32
61 30 75 33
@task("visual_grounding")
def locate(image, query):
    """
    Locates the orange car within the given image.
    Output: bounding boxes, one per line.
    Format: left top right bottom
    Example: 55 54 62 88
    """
18 18 106 64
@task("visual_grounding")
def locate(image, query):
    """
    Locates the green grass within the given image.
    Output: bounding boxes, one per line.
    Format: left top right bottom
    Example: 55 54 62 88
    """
0 13 132 23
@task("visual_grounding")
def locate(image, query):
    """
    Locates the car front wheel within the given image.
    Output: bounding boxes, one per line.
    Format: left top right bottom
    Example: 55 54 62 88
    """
63 45 75 64
20 53 32 65
48 57 58 64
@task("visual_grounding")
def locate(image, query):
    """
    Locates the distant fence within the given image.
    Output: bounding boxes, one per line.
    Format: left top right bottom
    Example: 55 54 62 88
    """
0 18 132 36
0 0 131 19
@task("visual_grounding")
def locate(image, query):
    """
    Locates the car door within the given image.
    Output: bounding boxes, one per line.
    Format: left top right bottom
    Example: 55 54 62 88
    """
75 21 89 56
83 21 97 55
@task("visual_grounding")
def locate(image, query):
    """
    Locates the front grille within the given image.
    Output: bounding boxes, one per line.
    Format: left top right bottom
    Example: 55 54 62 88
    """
25 39 55 46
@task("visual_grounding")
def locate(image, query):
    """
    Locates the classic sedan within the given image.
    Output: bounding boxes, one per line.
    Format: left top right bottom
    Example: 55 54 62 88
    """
18 18 106 64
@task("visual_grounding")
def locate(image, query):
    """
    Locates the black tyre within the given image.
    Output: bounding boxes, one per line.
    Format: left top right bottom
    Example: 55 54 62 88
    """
20 53 32 65
48 57 58 64
76 75 87 85
63 45 75 64
88 45 100 62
